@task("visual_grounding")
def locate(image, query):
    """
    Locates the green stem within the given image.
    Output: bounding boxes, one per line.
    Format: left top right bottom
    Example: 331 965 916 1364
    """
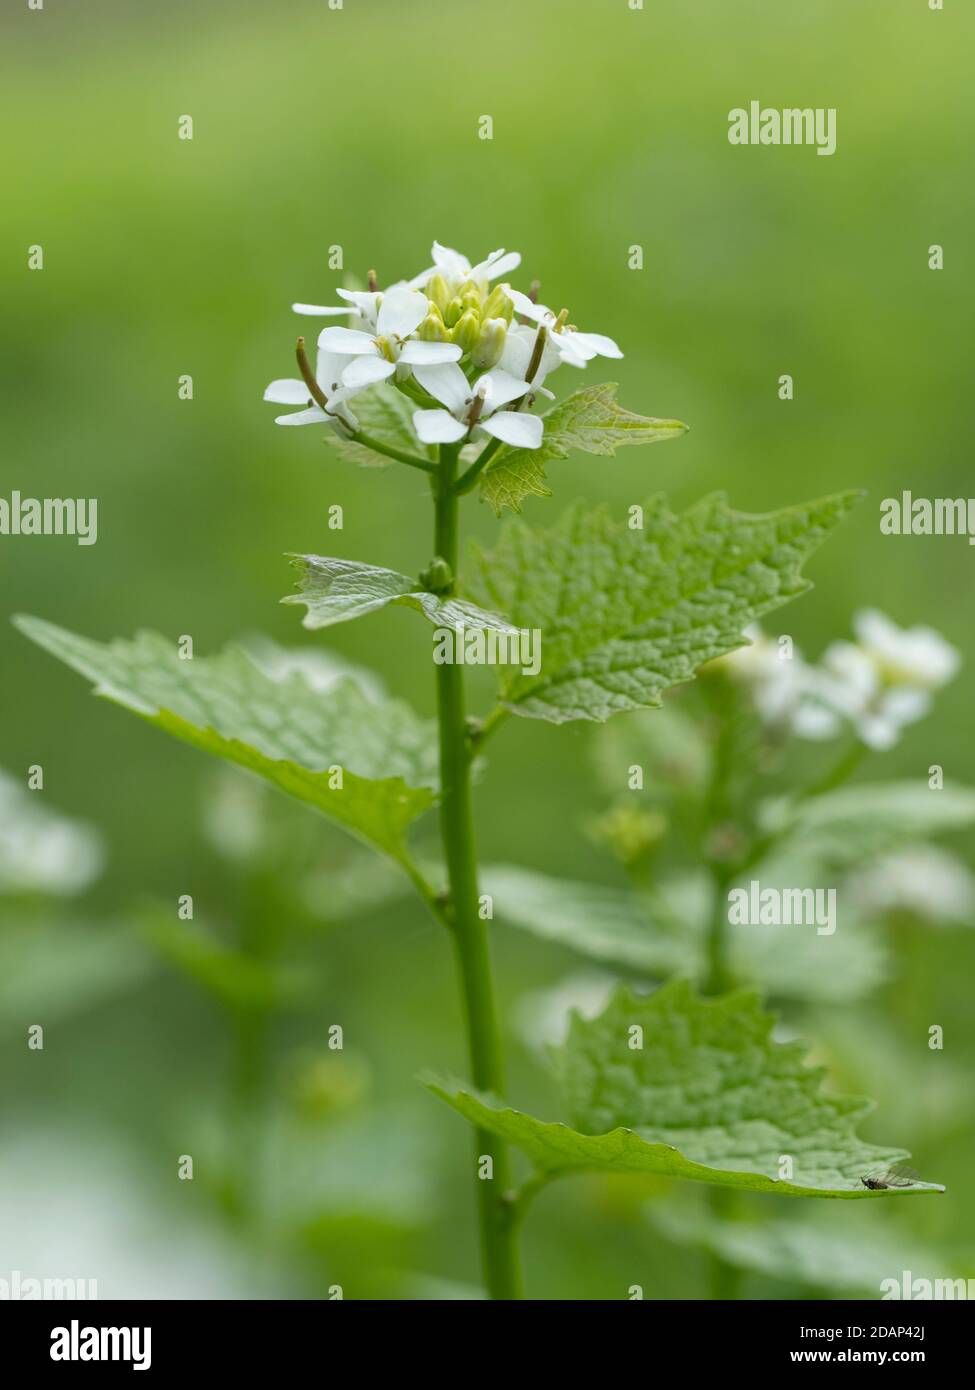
225 866 275 1227
795 738 867 802
702 680 737 996
704 864 733 996
433 442 523 1300
469 703 510 752
352 429 437 474
705 1187 742 1300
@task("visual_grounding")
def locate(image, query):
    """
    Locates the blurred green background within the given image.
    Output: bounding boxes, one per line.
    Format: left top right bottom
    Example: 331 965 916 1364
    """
1 0 972 1298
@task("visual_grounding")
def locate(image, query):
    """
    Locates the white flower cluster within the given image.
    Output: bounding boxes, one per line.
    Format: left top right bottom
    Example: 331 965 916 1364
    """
264 241 622 450
846 845 975 924
0 768 103 896
724 610 960 751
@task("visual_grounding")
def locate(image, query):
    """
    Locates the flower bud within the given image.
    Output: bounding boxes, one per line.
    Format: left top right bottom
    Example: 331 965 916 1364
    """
419 556 454 595
483 285 514 324
472 316 507 370
417 306 447 341
425 274 450 314
450 309 480 354
443 296 464 328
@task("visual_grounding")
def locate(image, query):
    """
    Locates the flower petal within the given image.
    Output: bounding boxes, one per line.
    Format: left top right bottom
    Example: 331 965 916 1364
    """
474 369 530 410
480 411 543 449
412 361 471 413
315 349 352 395
398 340 463 365
431 241 471 280
275 407 330 426
376 286 428 339
292 303 355 316
264 378 312 405
503 286 554 324
413 409 467 444
341 355 396 389
570 330 624 360
317 327 378 355
403 267 435 290
470 249 521 282
551 332 593 367
335 288 382 321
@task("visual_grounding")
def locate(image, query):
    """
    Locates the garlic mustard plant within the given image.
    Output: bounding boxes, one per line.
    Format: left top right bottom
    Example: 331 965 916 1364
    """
16 241 951 1301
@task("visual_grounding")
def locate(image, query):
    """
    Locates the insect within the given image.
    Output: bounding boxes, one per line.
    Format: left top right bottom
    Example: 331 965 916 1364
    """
860 1163 921 1190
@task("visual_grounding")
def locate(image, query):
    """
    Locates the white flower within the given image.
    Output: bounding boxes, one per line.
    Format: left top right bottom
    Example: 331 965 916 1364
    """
317 285 462 389
498 322 561 397
410 241 522 293
720 626 839 740
263 344 366 429
291 287 382 328
853 609 960 689
813 610 960 751
515 972 618 1053
0 769 103 896
503 286 623 366
411 362 542 448
846 845 975 924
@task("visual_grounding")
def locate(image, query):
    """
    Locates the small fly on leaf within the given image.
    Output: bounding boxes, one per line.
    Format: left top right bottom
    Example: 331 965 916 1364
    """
860 1162 921 1191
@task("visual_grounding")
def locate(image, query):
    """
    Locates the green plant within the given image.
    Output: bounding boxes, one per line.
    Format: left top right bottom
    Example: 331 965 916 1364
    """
15 241 946 1300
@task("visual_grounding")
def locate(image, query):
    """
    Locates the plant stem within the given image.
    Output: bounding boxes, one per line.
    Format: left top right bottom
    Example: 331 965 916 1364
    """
352 429 438 473
795 738 867 802
432 442 523 1300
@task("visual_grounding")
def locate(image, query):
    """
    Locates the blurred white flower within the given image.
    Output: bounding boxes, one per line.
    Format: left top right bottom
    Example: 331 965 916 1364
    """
719 626 839 741
411 362 541 449
846 845 975 924
0 770 103 897
199 767 266 863
724 613 960 753
515 972 617 1054
813 610 960 751
854 609 960 688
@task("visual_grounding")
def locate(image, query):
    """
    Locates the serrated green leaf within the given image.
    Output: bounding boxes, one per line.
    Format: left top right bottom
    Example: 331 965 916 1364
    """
466 492 858 723
479 383 687 515
14 616 438 865
283 555 517 634
329 384 423 469
427 980 941 1198
482 866 887 1003
760 782 975 868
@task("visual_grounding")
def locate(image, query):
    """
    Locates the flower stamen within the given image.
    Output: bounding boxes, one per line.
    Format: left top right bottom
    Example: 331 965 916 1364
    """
295 337 330 411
